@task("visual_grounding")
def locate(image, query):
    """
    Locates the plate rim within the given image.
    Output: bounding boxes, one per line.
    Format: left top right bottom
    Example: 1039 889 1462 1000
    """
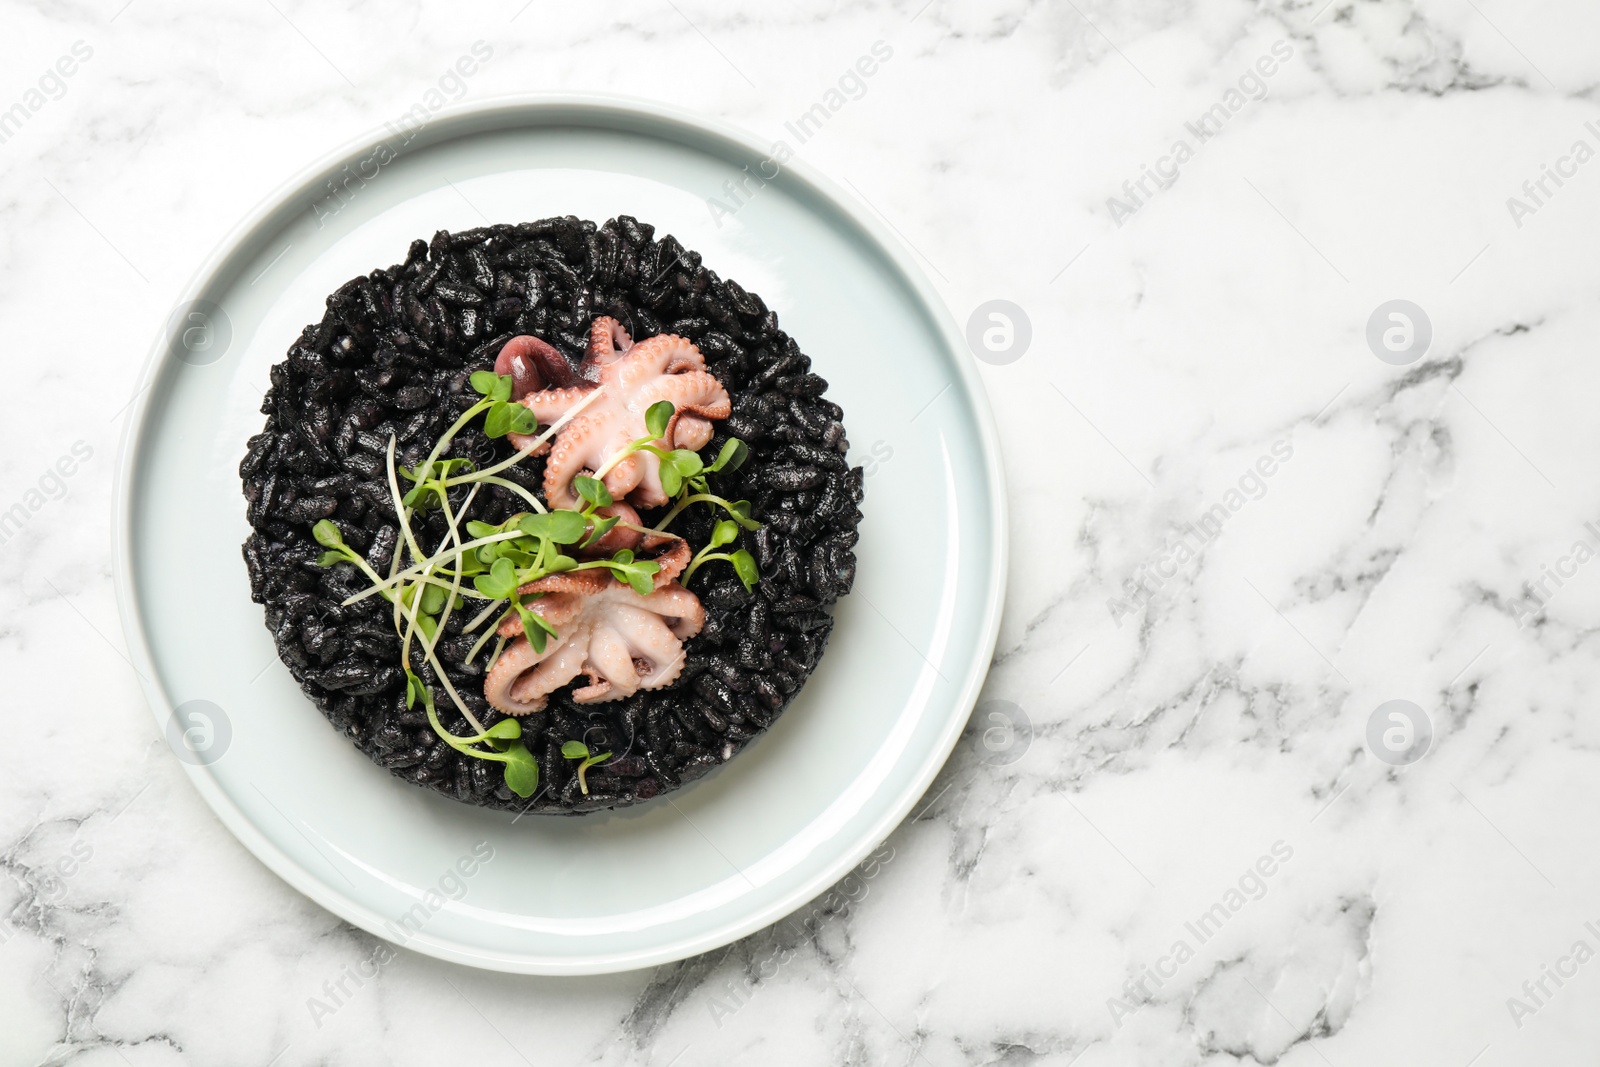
111 92 1009 975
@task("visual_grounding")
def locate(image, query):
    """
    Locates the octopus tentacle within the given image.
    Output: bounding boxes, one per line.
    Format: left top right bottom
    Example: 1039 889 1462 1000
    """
496 586 594 638
505 630 592 712
540 414 604 509
610 605 686 679
601 451 646 504
485 625 586 715
573 624 638 702
582 316 634 381
507 385 597 454
495 335 577 399
638 536 690 587
628 584 705 639
667 412 714 451
625 334 705 374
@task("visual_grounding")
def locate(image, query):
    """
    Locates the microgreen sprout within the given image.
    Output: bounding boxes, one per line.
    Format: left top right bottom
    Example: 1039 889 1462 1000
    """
561 740 612 795
405 667 539 796
468 370 541 439
650 436 759 532
681 519 760 591
312 520 394 598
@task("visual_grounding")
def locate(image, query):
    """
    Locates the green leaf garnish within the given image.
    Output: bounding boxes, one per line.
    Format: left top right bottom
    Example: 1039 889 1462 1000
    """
645 400 673 440
623 560 659 596
546 510 587 545
508 405 538 435
574 475 612 507
561 740 589 759
669 449 703 478
659 461 683 499
483 402 513 439
469 370 500 396
707 438 749 474
501 741 539 797
513 597 554 654
582 515 619 548
482 718 522 741
473 557 518 600
489 374 513 403
313 520 344 548
730 549 758 591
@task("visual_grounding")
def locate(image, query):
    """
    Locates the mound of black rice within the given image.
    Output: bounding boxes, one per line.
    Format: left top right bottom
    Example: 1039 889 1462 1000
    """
240 216 861 814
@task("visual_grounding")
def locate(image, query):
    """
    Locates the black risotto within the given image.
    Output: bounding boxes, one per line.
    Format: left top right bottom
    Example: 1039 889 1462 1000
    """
240 215 861 814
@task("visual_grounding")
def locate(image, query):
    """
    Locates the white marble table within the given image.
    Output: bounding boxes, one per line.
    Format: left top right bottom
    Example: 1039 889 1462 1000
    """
6 1 1600 1063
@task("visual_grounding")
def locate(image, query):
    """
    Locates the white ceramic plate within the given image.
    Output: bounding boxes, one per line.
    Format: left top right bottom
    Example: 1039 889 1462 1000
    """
113 96 1006 975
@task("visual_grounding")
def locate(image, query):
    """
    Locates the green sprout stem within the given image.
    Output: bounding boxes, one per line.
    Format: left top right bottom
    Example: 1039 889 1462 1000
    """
652 493 754 532
417 396 495 486
385 435 429 567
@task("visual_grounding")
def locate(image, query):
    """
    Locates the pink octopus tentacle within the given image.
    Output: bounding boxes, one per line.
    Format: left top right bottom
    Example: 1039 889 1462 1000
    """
506 629 592 710
636 584 706 639
601 452 646 504
602 604 685 688
666 412 713 451
506 385 597 453
588 316 633 358
541 414 605 509
581 316 634 381
485 626 583 716
572 625 638 702
624 334 704 375
495 335 577 398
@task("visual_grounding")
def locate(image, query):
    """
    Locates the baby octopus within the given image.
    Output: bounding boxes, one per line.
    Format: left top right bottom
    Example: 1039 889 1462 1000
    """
483 538 704 716
498 317 731 510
